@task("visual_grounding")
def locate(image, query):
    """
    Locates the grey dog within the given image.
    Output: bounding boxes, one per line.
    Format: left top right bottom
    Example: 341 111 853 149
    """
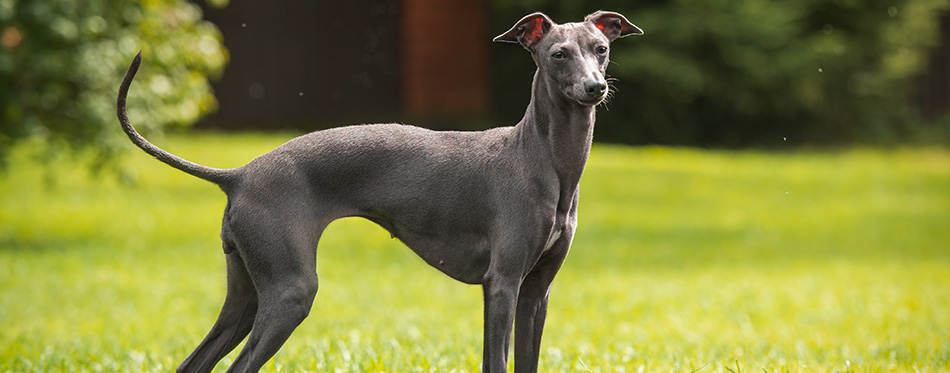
117 10 641 373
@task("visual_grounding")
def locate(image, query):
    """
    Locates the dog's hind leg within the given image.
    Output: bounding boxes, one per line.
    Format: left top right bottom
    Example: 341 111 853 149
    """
177 249 259 373
226 264 319 372
223 216 324 373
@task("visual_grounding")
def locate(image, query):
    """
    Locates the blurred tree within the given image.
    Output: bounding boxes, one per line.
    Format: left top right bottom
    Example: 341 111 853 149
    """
0 0 226 172
491 0 950 146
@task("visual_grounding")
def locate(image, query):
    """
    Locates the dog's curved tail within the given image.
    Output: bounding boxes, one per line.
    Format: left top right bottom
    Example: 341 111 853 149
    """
117 52 235 186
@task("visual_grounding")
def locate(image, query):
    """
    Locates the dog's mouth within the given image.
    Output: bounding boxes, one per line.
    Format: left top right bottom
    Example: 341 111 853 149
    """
570 91 607 107
577 96 606 106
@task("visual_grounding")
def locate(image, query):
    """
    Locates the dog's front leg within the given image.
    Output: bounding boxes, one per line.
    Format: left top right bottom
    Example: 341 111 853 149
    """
482 275 520 372
513 233 573 373
513 276 549 373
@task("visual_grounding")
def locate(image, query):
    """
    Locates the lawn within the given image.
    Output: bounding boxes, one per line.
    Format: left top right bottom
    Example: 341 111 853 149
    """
1 132 948 372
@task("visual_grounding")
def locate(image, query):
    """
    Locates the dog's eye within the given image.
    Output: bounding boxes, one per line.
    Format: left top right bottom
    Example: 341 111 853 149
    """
552 51 566 59
596 46 608 55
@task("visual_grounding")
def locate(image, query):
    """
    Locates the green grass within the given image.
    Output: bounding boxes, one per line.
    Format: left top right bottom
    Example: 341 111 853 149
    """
1 132 949 372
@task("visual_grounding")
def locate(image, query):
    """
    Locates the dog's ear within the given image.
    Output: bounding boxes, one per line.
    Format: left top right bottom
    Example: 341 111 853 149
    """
493 12 554 51
585 11 643 41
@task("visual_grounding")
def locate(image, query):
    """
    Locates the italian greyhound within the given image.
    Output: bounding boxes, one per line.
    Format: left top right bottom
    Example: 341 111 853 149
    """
116 11 641 373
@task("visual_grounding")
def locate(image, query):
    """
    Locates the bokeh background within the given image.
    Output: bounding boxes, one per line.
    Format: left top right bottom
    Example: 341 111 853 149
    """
2 0 949 166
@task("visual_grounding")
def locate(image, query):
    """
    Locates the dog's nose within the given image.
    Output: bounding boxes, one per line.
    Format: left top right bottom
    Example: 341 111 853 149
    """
584 80 607 96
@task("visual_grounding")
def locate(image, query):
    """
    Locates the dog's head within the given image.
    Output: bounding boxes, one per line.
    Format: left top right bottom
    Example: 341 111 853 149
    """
494 11 642 107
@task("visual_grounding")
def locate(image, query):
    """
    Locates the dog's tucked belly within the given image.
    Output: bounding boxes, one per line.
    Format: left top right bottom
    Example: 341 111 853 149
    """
395 227 492 284
353 203 491 284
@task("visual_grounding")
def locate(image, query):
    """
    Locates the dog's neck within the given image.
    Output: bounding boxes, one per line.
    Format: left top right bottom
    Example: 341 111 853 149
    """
516 68 596 208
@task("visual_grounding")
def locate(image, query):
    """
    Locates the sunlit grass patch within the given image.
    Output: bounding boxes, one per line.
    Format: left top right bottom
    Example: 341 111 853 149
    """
1 132 948 372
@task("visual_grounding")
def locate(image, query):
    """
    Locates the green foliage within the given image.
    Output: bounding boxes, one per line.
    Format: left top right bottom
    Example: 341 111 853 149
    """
2 132 949 371
0 0 226 171
492 0 950 146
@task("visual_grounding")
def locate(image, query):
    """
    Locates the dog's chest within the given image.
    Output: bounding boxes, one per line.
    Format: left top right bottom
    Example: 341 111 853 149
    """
543 228 563 253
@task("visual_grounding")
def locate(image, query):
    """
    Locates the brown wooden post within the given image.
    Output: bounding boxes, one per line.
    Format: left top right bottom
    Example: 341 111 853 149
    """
401 0 491 118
